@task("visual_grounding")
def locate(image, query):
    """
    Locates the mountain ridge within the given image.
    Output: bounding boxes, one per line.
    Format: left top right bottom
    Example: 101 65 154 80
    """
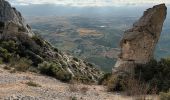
0 0 103 83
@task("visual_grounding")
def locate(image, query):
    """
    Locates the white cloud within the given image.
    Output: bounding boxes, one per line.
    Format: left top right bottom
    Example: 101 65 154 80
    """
7 0 170 6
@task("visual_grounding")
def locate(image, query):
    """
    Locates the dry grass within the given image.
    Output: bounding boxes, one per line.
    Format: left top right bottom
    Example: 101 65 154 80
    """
125 78 149 96
123 78 158 100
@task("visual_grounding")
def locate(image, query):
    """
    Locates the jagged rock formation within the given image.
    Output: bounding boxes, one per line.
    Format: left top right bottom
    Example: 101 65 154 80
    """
0 0 103 83
0 0 33 36
113 4 167 73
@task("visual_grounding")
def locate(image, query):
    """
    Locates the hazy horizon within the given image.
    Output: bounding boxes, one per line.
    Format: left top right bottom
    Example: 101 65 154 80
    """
7 0 169 7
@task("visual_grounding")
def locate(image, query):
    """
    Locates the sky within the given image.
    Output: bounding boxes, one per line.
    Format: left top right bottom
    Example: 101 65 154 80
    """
7 0 170 6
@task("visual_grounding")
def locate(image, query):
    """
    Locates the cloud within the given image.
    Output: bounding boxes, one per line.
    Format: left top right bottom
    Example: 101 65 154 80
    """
6 0 170 6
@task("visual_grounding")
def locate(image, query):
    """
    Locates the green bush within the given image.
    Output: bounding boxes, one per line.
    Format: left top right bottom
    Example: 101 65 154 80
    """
72 75 95 84
0 40 18 53
0 40 18 63
26 81 41 87
38 61 59 76
0 47 12 62
106 74 128 92
38 61 72 82
98 73 112 85
98 72 128 91
10 57 32 72
160 90 170 100
135 58 170 92
71 96 77 100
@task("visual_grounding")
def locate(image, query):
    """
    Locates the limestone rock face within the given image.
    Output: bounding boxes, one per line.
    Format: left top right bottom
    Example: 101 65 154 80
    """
0 0 33 36
113 4 167 72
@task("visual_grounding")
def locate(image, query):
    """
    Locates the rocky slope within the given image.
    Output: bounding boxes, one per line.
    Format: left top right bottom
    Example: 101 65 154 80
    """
113 4 167 73
0 65 158 100
0 0 103 83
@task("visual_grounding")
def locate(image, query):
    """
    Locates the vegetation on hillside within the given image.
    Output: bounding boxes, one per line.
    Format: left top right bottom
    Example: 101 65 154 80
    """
99 58 170 95
38 61 72 82
0 32 103 83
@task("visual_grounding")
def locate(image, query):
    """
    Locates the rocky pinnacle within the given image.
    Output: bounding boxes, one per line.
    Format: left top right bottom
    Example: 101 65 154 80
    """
113 4 167 73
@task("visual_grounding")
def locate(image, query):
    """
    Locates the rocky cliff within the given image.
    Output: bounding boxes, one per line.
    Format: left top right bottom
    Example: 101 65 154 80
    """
0 0 33 36
113 4 167 73
0 0 103 83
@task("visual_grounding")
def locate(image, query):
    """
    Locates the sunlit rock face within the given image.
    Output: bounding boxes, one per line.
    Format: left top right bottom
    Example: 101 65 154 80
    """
113 4 167 73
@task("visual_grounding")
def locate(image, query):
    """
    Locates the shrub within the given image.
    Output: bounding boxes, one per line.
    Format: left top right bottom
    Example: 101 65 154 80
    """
105 74 153 99
26 81 41 87
0 40 18 62
0 47 12 62
98 73 112 85
28 67 39 73
123 78 150 96
56 70 72 82
10 57 32 72
38 61 57 76
38 61 72 82
0 40 18 53
70 96 77 100
160 90 170 100
135 58 170 92
106 74 127 92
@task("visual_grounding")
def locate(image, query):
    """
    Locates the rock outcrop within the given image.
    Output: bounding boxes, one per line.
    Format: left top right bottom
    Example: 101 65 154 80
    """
113 4 167 73
0 0 103 83
0 0 33 36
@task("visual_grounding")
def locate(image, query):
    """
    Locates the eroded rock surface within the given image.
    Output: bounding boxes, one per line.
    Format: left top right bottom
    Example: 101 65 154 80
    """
113 4 167 73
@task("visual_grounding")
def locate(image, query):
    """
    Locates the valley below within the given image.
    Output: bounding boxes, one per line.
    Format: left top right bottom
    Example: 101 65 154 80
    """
25 15 136 72
23 10 170 72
